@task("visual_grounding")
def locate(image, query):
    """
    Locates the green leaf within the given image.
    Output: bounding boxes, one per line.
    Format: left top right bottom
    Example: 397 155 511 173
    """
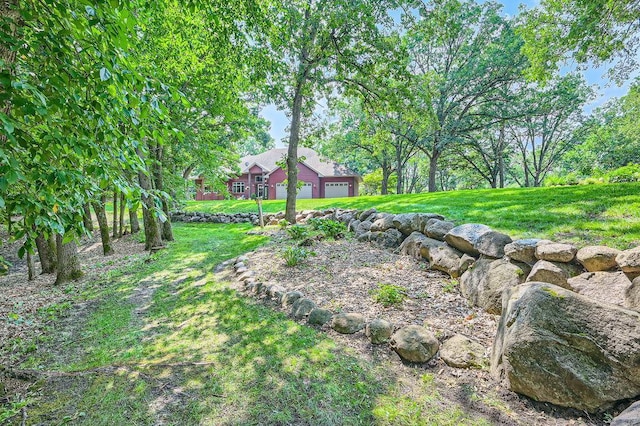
100 67 112 81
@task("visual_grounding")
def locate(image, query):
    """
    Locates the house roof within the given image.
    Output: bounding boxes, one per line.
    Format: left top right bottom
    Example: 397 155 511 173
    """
239 148 361 180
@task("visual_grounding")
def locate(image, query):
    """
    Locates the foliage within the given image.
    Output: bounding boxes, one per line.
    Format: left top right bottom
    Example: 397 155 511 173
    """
605 165 640 183
282 246 315 267
308 218 346 239
442 279 459 293
286 225 310 240
370 283 407 307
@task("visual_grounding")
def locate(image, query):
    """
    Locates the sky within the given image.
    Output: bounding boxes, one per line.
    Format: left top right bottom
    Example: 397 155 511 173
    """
260 0 637 147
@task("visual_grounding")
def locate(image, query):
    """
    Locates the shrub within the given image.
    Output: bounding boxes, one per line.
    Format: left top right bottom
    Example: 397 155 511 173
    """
370 283 407 307
605 164 640 183
286 225 310 240
282 246 315 267
278 219 289 229
307 218 346 239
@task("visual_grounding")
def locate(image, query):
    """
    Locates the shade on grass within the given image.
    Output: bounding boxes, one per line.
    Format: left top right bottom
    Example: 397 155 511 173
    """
185 183 640 249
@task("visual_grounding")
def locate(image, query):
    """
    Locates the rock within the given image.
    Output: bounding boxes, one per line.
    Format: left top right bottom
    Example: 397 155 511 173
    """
348 219 361 233
567 272 632 307
611 401 640 426
445 224 493 256
359 208 377 222
331 313 365 334
354 221 372 237
425 219 455 241
535 243 578 263
626 277 640 311
504 239 548 264
291 298 316 320
365 319 394 344
491 282 640 412
617 247 640 279
526 260 574 288
392 213 419 235
370 214 395 232
356 231 372 242
281 291 303 308
440 334 485 368
418 238 446 260
399 232 432 259
378 228 404 249
427 244 464 278
268 285 286 301
235 266 248 275
458 254 476 275
416 213 445 233
475 231 513 258
460 258 527 314
390 325 439 363
308 308 333 326
576 245 621 272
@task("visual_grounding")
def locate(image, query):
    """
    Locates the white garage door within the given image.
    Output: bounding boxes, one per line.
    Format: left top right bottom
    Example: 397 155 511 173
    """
325 182 349 198
275 182 313 199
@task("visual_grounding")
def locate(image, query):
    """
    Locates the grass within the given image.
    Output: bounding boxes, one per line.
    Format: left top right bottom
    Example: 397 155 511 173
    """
12 223 492 425
185 182 640 249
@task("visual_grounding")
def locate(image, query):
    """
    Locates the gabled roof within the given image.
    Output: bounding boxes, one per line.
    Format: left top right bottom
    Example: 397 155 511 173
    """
239 147 361 179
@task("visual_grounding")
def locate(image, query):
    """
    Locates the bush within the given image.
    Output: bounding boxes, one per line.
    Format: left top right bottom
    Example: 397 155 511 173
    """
605 164 640 183
278 219 289 229
282 246 315 267
544 172 580 187
370 283 407 307
286 225 310 240
307 218 346 239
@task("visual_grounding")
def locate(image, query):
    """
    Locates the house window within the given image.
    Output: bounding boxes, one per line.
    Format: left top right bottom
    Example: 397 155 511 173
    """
255 175 264 183
257 184 264 198
232 182 245 193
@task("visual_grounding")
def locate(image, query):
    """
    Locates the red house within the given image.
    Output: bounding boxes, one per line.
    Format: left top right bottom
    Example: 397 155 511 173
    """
195 147 361 200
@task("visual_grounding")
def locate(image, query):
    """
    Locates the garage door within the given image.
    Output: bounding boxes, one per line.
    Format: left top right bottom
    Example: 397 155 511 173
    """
325 182 349 198
275 182 313 199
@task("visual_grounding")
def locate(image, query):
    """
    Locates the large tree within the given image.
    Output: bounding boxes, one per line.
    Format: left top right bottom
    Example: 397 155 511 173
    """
262 0 398 222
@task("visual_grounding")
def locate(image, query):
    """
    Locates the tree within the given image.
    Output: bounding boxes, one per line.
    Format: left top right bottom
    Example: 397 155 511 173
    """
262 0 398 222
400 0 527 191
518 0 640 83
507 74 591 187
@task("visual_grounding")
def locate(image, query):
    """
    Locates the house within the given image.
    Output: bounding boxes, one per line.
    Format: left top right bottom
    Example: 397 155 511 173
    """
195 147 361 200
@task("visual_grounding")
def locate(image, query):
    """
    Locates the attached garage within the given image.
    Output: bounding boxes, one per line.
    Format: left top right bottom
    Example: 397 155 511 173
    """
275 182 313 199
324 182 349 198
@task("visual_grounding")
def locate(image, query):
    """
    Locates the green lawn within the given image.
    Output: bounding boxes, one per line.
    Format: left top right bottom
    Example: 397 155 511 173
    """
13 223 491 425
185 183 640 249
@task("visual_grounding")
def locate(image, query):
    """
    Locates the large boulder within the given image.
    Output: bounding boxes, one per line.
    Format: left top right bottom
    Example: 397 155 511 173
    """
440 334 486 369
418 237 446 261
427 244 464 278
359 208 377 222
617 247 640 279
445 224 492 256
365 319 394 344
281 291 304 308
535 243 578 263
354 220 372 237
627 277 640 311
491 282 640 412
370 214 395 232
576 245 621 272
399 232 432 259
390 325 440 363
567 271 632 307
475 231 513 258
526 260 579 288
424 219 455 241
392 213 420 236
611 401 640 426
460 258 527 314
504 239 549 264
331 313 365 334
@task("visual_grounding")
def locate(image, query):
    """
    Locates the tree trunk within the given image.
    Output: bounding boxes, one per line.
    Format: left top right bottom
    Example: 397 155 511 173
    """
498 124 505 188
381 166 391 195
285 83 305 224
129 202 140 234
428 151 440 193
92 196 114 255
112 188 118 238
137 147 164 251
152 143 173 241
27 249 35 281
118 191 125 237
35 232 57 273
82 203 93 232
55 233 83 285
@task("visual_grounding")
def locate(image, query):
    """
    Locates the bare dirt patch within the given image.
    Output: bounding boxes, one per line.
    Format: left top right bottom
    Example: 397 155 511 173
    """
226 232 620 425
